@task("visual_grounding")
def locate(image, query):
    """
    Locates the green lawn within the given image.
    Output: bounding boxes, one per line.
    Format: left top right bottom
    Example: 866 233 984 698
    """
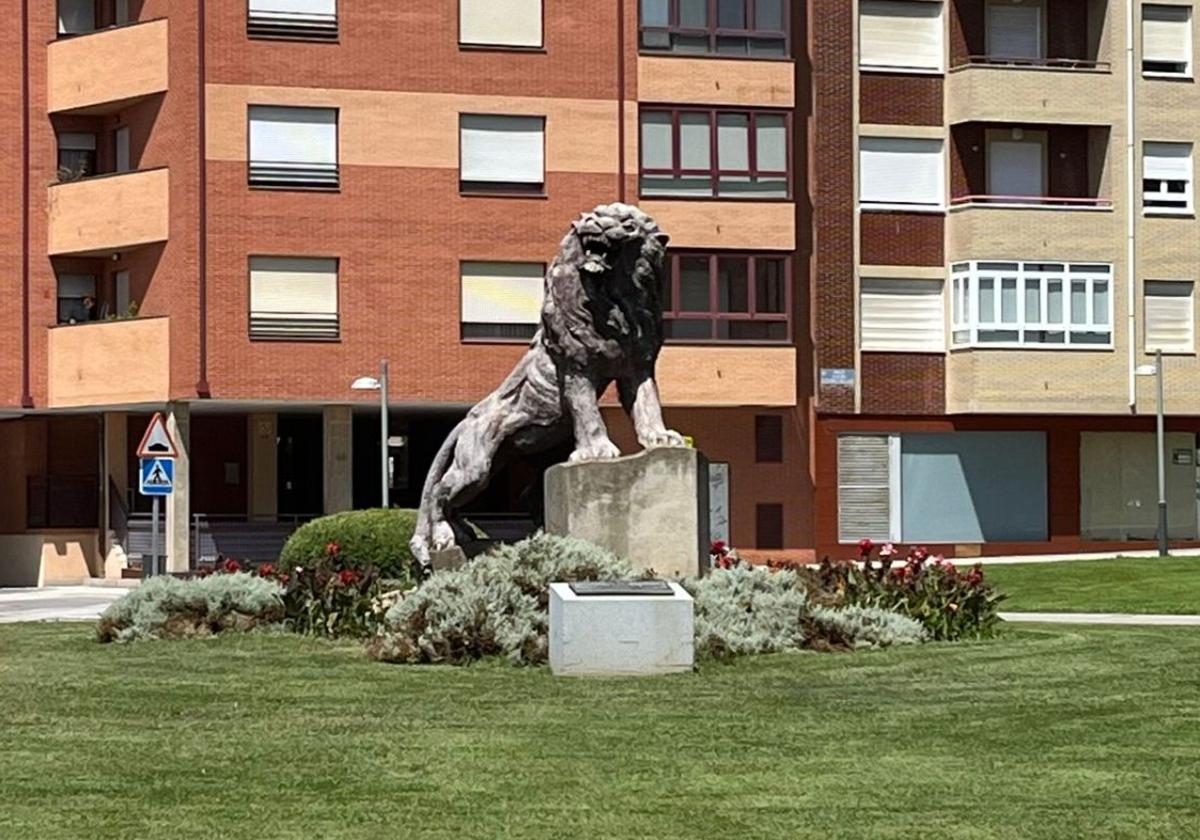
984 556 1200 614
3 624 1200 838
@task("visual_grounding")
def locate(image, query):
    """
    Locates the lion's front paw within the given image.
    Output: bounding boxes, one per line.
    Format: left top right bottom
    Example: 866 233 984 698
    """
569 438 622 463
639 428 688 449
431 521 457 551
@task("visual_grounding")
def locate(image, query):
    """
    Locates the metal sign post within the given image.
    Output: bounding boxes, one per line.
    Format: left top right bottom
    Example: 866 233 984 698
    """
137 414 178 577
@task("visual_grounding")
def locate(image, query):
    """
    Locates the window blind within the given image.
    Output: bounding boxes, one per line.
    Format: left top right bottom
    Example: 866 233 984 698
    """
460 0 542 48
1143 5 1192 69
1144 141 1193 212
250 257 338 340
859 0 943 71
859 137 944 208
248 0 337 39
986 3 1042 60
860 278 945 352
460 115 545 186
1145 280 1195 353
59 132 96 151
248 106 339 188
837 434 895 543
461 262 544 324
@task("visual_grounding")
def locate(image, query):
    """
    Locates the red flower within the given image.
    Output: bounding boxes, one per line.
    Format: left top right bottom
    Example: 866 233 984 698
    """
277 573 290 586
710 540 728 556
325 541 340 557
857 538 874 556
911 546 929 562
966 563 984 587
222 558 242 574
337 569 359 587
257 563 275 578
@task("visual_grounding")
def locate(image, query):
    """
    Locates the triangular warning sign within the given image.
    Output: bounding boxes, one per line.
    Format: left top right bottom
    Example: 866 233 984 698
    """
136 412 178 458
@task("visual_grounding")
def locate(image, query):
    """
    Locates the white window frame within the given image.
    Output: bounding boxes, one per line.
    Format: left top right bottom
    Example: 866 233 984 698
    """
858 0 945 74
1143 141 1194 216
858 137 946 212
1144 279 1196 354
1142 3 1193 78
950 260 1114 349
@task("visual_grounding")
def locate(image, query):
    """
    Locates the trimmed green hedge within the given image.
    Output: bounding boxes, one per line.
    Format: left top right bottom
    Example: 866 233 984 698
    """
280 508 418 581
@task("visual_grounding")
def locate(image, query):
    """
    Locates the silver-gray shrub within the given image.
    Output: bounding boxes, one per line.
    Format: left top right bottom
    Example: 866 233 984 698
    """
370 533 634 666
810 604 928 648
684 565 810 657
96 573 284 643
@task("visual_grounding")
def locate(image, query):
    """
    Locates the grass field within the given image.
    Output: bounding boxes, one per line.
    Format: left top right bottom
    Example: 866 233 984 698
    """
985 556 1200 614
3 623 1200 839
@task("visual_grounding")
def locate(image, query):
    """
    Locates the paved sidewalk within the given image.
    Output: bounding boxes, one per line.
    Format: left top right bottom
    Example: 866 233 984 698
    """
1001 611 1200 626
0 587 127 624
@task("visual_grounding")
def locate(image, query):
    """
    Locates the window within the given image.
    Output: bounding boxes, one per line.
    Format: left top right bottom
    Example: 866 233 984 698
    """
640 109 789 198
859 0 943 72
986 0 1043 61
459 0 542 48
57 0 95 35
660 253 790 342
115 126 131 173
57 274 96 324
860 278 945 352
950 260 1112 347
248 0 338 41
755 415 783 463
248 106 338 189
837 432 1049 544
1143 4 1192 76
1143 141 1193 215
859 137 944 210
1145 280 1195 353
987 132 1045 197
57 133 96 180
639 0 789 57
460 261 545 340
249 257 339 340
755 503 784 549
459 115 545 193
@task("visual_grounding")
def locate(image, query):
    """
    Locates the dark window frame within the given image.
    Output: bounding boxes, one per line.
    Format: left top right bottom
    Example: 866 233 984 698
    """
755 502 784 550
638 0 790 59
660 251 792 344
246 104 341 191
639 106 792 200
246 254 342 343
754 414 783 463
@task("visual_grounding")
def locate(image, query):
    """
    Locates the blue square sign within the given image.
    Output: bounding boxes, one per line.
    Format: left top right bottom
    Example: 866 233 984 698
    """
139 457 175 496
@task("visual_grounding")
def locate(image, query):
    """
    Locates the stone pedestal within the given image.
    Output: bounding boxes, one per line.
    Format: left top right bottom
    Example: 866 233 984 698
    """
544 447 709 578
548 582 694 676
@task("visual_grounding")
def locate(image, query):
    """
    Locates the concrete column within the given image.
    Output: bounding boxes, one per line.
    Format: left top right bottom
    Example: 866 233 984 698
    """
323 406 353 514
248 413 278 519
164 402 191 572
102 412 129 578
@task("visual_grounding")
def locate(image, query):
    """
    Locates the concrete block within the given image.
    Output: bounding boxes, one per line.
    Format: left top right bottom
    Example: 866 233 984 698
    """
544 447 709 578
548 581 694 676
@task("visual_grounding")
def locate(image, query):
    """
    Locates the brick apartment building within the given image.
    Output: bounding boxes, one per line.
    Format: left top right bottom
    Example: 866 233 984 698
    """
813 0 1200 559
1 0 807 584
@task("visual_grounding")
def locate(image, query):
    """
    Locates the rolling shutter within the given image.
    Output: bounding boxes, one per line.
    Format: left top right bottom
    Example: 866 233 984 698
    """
461 262 544 324
460 115 545 185
859 137 945 208
459 0 542 47
248 106 339 188
860 279 945 352
248 0 338 39
837 434 896 543
1143 5 1191 68
250 257 338 340
1144 141 1192 181
986 3 1042 60
1145 280 1195 353
988 140 1043 196
859 1 943 71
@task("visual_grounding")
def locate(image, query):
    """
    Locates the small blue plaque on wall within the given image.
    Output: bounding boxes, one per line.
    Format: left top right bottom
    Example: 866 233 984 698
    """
820 368 856 387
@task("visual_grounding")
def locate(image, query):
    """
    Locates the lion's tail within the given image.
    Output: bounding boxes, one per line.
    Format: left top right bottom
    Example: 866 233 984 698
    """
410 421 464 571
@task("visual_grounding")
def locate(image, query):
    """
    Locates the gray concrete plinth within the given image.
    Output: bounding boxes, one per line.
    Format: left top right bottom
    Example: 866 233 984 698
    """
548 582 694 676
544 447 709 578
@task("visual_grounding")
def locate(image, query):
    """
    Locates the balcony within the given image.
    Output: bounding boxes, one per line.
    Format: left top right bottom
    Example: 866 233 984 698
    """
949 123 1113 212
47 18 168 114
47 317 171 409
47 168 169 256
946 0 1117 124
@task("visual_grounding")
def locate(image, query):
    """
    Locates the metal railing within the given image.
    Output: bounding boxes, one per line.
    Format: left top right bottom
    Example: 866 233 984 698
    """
950 194 1113 210
952 56 1112 72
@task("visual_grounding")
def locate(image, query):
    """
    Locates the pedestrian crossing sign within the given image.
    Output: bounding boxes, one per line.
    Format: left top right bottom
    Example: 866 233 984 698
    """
139 457 175 496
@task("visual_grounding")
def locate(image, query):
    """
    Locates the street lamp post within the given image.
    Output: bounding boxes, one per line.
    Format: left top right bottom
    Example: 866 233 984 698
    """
1136 350 1168 556
351 359 390 509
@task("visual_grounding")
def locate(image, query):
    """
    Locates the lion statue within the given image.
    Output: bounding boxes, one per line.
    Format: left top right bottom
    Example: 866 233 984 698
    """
410 202 687 570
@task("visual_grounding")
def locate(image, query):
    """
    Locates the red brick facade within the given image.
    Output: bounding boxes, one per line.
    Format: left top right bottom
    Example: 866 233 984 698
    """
859 212 944 267
859 73 943 126
859 353 945 415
